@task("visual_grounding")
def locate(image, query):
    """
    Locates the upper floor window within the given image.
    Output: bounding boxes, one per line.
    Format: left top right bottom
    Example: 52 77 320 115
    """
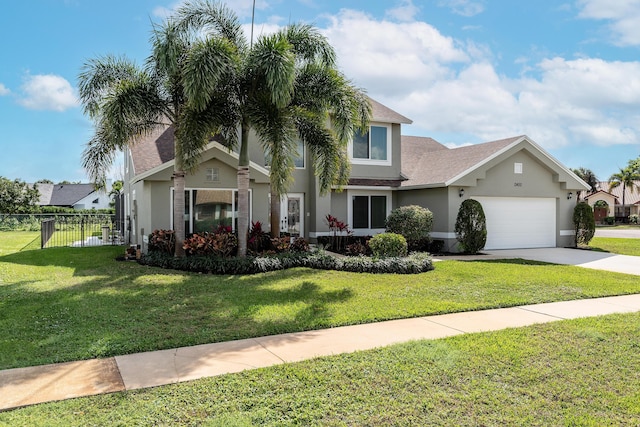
351 124 391 166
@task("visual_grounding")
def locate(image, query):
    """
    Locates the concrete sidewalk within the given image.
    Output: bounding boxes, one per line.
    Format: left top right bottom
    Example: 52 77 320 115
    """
2 294 639 412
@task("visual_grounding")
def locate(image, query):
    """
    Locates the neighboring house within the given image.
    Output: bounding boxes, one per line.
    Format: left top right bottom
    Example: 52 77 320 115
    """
585 181 640 222
583 190 617 223
34 182 113 210
122 98 589 252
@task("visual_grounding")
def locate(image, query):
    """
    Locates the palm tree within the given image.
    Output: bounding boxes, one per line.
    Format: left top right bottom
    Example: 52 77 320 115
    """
608 166 640 218
571 167 597 200
175 1 370 255
78 15 238 257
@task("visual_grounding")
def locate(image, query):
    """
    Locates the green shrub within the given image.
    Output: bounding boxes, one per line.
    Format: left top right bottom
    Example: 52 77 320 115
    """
385 205 433 245
629 214 639 224
604 216 615 225
573 202 595 246
454 199 487 254
368 233 408 258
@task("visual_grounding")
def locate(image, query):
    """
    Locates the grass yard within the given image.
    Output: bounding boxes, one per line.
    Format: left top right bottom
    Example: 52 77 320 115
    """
1 231 640 370
589 236 640 256
2 312 638 426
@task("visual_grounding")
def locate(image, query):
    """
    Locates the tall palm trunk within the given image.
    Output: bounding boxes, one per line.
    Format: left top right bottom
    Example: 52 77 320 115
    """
173 134 186 257
237 122 251 257
173 170 186 257
270 187 281 237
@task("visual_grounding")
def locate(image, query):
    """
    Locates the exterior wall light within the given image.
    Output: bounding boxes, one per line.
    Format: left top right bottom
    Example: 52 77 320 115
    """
459 188 465 198
567 192 573 200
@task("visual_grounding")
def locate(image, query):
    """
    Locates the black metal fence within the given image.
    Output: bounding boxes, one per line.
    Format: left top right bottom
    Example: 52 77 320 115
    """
0 214 123 249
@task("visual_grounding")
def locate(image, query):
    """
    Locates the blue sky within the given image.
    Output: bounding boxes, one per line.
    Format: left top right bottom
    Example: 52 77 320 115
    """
1 0 639 183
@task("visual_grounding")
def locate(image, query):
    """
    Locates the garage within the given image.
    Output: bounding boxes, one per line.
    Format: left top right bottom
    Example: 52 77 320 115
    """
473 197 556 250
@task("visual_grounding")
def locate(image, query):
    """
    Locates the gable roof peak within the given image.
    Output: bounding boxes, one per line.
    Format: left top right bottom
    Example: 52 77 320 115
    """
368 97 413 124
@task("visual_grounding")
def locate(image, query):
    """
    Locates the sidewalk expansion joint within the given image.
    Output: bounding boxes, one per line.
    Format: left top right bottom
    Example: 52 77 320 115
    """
253 338 286 364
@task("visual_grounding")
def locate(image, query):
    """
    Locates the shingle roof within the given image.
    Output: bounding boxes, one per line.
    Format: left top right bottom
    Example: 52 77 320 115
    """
34 183 54 205
46 184 95 207
130 126 175 176
401 135 522 188
595 181 640 205
369 97 413 124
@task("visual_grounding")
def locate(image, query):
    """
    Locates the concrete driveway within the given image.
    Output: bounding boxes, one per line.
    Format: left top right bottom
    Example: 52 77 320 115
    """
484 248 640 276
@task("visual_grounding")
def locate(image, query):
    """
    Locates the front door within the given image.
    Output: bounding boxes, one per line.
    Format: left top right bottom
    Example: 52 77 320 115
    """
280 193 304 238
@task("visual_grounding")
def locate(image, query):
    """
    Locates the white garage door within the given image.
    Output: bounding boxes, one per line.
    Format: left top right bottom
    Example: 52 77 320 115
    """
473 197 556 250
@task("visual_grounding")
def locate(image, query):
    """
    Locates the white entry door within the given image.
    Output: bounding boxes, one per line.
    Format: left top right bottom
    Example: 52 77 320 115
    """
473 197 556 250
281 193 304 238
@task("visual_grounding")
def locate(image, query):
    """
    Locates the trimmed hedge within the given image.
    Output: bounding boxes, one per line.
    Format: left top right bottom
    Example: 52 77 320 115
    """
140 251 434 275
368 233 408 258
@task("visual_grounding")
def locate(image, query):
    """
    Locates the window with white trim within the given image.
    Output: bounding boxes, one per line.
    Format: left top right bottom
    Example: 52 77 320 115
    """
351 124 391 165
351 194 388 231
171 188 251 234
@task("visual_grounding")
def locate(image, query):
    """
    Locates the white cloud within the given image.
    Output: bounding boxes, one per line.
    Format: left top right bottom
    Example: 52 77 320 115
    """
0 83 9 96
438 0 485 17
577 0 640 46
385 0 420 22
324 9 469 98
18 74 79 112
319 9 640 152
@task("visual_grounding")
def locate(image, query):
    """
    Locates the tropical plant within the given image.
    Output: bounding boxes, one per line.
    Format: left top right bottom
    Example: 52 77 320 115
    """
454 199 487 254
175 0 370 254
368 233 408 258
571 167 598 199
148 229 176 255
78 7 238 257
573 202 595 246
608 166 640 215
325 214 351 252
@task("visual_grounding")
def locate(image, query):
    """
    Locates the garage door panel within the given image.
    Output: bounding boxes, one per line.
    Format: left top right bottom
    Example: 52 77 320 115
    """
473 197 556 250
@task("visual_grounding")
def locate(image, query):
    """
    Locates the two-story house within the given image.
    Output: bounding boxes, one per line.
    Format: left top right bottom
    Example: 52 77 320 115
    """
122 98 589 252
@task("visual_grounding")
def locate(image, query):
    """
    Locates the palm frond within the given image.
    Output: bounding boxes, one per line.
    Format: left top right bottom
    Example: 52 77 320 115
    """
175 0 247 52
249 33 296 108
296 111 350 194
183 36 238 111
77 55 141 119
281 23 336 66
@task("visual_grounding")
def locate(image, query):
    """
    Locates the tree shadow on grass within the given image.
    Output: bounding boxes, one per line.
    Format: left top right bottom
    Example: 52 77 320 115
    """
0 247 354 375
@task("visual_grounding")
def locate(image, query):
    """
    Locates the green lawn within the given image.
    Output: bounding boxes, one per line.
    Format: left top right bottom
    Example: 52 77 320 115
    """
590 236 640 256
1 231 640 370
2 312 638 426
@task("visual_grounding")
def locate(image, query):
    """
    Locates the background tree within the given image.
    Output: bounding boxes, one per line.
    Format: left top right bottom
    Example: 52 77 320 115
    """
78 11 238 257
0 177 40 215
608 166 640 217
36 179 53 184
455 199 487 254
571 167 597 199
176 1 370 254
